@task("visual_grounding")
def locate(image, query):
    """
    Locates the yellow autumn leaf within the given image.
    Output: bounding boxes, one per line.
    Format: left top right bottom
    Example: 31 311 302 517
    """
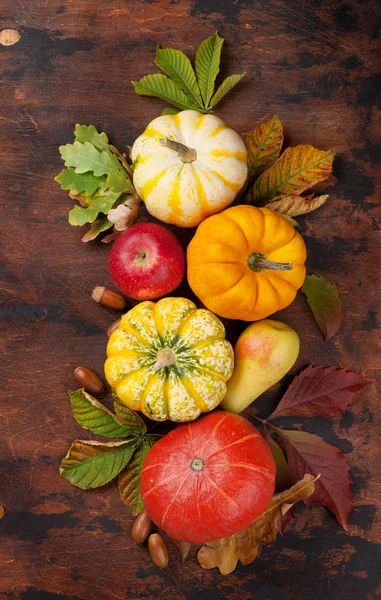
264 194 329 217
197 474 318 575
241 115 283 182
248 145 336 204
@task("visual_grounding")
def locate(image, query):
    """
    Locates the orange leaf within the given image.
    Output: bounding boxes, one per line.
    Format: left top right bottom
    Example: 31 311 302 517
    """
241 115 283 182
249 145 336 203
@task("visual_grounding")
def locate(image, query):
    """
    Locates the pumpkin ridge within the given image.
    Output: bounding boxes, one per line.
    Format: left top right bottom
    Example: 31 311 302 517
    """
142 468 189 501
199 413 230 458
160 472 192 528
179 376 208 412
209 462 274 480
203 472 241 510
204 434 258 461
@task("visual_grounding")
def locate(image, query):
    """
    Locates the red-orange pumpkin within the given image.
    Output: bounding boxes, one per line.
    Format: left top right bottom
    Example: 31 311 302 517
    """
140 411 275 544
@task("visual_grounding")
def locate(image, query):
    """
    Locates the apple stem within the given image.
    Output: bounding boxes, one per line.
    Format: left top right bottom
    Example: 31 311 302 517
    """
159 138 197 163
152 349 176 371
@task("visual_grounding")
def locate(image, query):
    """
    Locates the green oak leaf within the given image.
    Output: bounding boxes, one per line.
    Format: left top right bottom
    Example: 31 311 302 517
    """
60 439 137 489
82 218 112 242
68 389 133 438
106 168 134 194
132 74 203 111
87 191 122 213
60 141 119 177
54 168 107 196
195 31 224 108
68 205 99 226
155 46 203 109
118 435 159 515
74 124 109 149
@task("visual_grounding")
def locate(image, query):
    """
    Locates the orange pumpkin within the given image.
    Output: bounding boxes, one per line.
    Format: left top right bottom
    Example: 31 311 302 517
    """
187 205 307 321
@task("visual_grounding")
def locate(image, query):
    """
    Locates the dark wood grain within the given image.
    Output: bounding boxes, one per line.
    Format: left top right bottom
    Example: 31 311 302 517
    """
1 1 380 599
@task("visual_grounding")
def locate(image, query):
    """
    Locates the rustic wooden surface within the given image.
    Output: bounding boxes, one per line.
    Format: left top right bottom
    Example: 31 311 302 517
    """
1 1 380 598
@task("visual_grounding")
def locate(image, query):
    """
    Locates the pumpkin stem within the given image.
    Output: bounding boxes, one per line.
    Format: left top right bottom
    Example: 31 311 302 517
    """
152 348 176 371
159 138 197 163
247 253 293 272
191 458 204 472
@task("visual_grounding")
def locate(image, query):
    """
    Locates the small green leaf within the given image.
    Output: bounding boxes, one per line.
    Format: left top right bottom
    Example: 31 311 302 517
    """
68 389 132 438
195 31 224 107
118 435 159 515
74 124 109 149
302 275 342 341
209 73 245 109
87 191 122 213
162 108 180 115
60 439 137 489
82 218 112 242
60 141 119 177
54 168 107 196
68 205 99 226
155 46 204 109
263 429 292 492
113 394 147 436
106 168 134 194
132 74 203 111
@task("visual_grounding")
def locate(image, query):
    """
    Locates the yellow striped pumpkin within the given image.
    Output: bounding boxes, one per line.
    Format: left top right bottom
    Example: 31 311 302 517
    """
131 110 248 227
104 297 234 422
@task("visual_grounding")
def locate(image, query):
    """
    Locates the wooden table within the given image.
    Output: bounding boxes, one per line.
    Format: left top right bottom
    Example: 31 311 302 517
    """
1 1 380 598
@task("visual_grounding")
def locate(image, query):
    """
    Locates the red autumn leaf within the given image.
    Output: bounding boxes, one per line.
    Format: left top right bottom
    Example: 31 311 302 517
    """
302 274 342 341
277 428 352 531
269 365 374 419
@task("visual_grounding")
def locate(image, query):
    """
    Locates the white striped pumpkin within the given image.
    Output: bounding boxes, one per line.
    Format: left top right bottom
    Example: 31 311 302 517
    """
131 110 248 227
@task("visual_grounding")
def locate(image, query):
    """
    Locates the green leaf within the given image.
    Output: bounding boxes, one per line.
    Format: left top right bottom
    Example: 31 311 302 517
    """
209 73 245 109
87 191 122 213
82 218 112 242
106 168 134 194
162 108 180 115
155 46 203 109
263 429 292 492
302 275 342 341
113 394 147 436
60 439 137 489
60 141 119 177
68 389 133 438
132 74 203 111
68 205 99 226
118 435 159 515
195 31 224 108
74 124 109 149
54 168 107 196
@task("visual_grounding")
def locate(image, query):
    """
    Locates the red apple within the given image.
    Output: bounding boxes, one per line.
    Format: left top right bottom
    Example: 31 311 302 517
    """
108 223 185 300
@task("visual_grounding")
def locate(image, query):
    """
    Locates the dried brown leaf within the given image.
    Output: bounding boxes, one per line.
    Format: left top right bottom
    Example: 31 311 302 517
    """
197 474 317 575
264 194 329 216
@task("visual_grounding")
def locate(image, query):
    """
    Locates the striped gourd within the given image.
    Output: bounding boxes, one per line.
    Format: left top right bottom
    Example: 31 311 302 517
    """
131 110 247 227
104 297 234 422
